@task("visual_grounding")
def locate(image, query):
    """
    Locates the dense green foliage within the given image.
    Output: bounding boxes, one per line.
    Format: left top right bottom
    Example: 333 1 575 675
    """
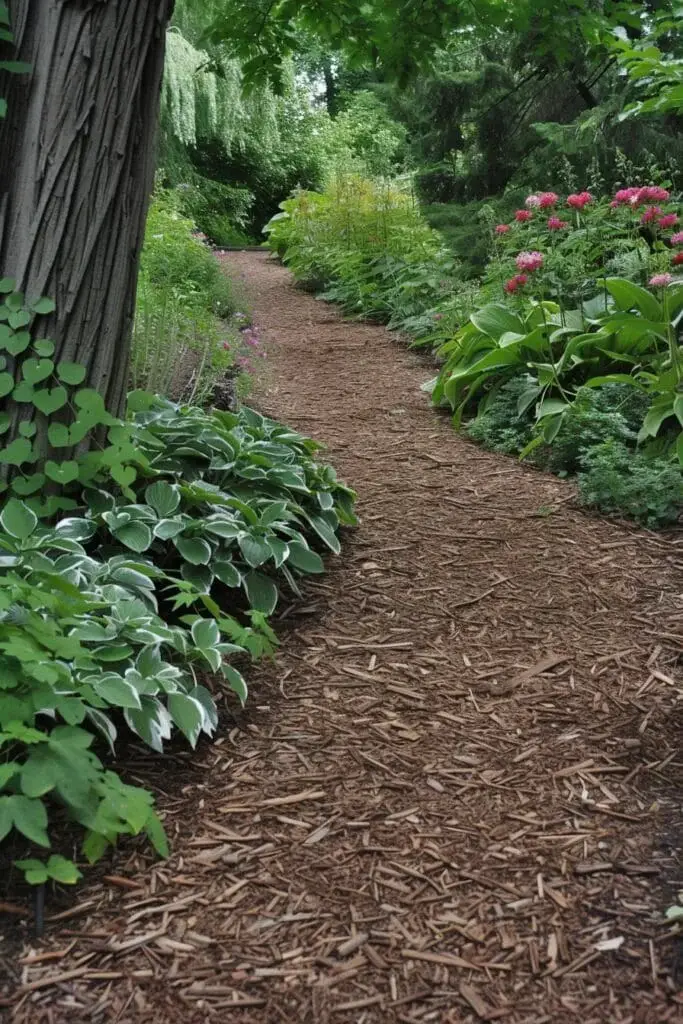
267 175 682 526
0 279 355 884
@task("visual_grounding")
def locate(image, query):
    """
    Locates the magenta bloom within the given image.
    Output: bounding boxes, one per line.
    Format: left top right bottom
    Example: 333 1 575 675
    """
641 205 662 225
658 213 679 229
639 186 670 203
671 231 683 246
613 187 642 205
516 251 544 272
525 194 541 209
515 209 533 222
495 223 511 235
538 192 559 209
547 216 569 230
649 273 674 287
567 191 592 210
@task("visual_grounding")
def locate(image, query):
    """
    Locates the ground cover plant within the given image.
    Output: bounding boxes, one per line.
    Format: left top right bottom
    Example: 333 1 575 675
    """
268 178 682 526
0 286 356 888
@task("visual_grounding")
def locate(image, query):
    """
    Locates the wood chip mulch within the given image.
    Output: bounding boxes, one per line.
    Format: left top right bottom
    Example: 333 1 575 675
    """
3 251 683 1023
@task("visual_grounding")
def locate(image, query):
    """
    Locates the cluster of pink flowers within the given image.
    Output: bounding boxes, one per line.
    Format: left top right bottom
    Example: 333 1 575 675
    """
649 273 674 287
673 252 683 266
547 216 569 231
504 273 529 294
566 191 592 210
671 231 683 246
515 209 533 222
526 192 558 209
495 223 511 235
516 251 544 272
612 185 671 207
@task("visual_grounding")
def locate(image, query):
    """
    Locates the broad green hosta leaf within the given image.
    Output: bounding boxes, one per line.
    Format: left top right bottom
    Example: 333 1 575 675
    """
243 571 278 615
287 541 324 574
168 692 207 747
0 498 37 539
175 535 212 564
145 480 180 517
239 533 271 567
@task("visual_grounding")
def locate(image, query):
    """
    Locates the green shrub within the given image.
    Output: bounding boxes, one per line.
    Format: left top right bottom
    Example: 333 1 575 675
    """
578 441 682 527
465 376 536 454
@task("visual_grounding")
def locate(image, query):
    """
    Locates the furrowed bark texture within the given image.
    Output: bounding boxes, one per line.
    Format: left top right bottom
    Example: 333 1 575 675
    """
0 0 174 419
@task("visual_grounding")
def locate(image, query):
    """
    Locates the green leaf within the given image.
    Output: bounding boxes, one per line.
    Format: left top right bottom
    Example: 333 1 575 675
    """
32 339 55 357
46 854 81 884
604 278 662 321
305 514 341 554
95 676 142 710
20 755 57 798
47 422 72 447
32 386 68 415
154 518 186 540
113 521 153 553
0 497 37 539
0 278 14 293
44 459 79 484
144 811 169 858
11 794 50 847
56 362 86 386
11 472 45 496
243 571 278 615
0 797 13 842
22 357 54 384
14 859 49 885
0 371 13 397
18 420 36 438
287 541 324 574
175 535 212 565
11 381 34 403
31 296 56 315
5 330 31 355
214 560 241 587
471 303 525 340
9 310 30 329
223 664 248 705
238 534 271 567
168 692 205 747
145 480 180 517
191 618 221 649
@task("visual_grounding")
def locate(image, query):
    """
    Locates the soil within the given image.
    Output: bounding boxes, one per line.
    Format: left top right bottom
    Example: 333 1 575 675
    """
3 251 683 1023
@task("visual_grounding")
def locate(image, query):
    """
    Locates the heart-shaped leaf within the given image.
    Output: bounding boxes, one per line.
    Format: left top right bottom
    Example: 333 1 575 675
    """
18 420 36 438
44 459 79 484
11 473 45 497
11 381 34 403
5 330 31 355
32 339 55 357
47 422 71 447
9 310 30 330
32 386 68 415
110 463 136 488
0 437 35 466
31 297 56 315
0 371 13 397
57 362 86 386
22 357 53 384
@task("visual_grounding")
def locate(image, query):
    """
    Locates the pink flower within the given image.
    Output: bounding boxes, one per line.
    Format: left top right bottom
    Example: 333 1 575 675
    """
671 231 683 246
639 186 670 203
433 312 443 320
610 200 620 209
672 252 683 266
495 224 511 235
504 278 520 294
222 341 231 350
538 192 559 209
658 213 679 229
567 191 592 210
649 273 674 287
641 206 662 225
515 274 528 286
516 251 544 272
515 209 533 222
547 216 569 230
613 187 642 205
525 194 541 208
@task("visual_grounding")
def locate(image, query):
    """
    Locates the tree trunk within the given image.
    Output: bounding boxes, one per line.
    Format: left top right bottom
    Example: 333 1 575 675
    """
0 0 174 422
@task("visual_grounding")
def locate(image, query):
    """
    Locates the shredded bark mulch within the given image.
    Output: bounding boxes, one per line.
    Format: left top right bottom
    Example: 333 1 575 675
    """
3 251 683 1023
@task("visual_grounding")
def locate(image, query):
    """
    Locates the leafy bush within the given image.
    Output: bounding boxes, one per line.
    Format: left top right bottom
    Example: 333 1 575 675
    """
578 441 682 527
465 376 536 455
0 286 356 885
265 175 462 329
132 191 241 403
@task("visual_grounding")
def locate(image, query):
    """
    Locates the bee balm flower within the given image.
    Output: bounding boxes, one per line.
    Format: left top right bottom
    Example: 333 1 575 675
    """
516 251 544 272
649 273 674 287
515 209 533 222
495 223 511 235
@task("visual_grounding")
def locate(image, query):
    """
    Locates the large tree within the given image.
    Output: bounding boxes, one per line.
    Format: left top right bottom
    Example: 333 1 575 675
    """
0 0 174 421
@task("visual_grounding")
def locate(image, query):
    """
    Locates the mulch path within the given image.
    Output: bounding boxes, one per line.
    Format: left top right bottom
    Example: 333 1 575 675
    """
3 251 683 1023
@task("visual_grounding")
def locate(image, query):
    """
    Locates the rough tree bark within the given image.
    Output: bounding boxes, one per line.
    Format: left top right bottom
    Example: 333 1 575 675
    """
0 0 175 421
